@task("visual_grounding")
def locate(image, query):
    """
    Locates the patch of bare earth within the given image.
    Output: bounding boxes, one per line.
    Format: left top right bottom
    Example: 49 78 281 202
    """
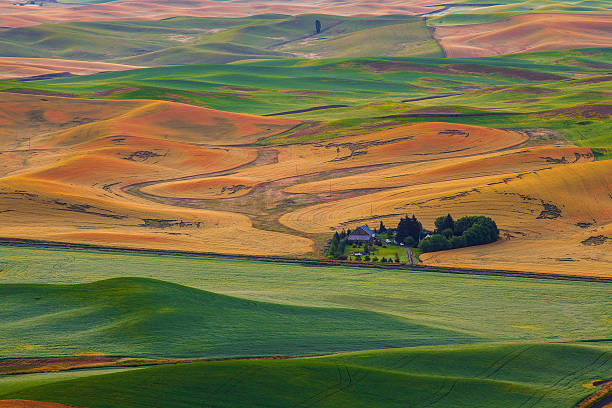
0 401 84 408
0 356 192 375
575 380 612 408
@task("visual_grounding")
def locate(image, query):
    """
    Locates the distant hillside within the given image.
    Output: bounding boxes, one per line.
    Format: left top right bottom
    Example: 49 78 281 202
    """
433 13 612 57
0 15 442 65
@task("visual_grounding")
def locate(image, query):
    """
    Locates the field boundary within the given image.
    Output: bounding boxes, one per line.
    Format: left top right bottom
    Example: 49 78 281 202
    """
0 238 610 283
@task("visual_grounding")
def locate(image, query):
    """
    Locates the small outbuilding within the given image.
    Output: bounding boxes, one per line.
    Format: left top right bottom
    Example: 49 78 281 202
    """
348 225 375 243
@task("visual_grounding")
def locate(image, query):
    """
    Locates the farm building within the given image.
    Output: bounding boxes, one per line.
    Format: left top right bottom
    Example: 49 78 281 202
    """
348 225 375 243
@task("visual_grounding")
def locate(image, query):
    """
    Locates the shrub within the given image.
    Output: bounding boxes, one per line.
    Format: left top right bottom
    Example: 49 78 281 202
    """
460 217 499 246
396 215 422 244
403 236 416 247
441 228 454 239
418 234 451 252
450 235 466 249
435 214 455 234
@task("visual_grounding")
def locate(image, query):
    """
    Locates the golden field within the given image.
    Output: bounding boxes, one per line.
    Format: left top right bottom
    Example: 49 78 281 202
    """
434 13 612 57
0 58 143 80
0 92 609 276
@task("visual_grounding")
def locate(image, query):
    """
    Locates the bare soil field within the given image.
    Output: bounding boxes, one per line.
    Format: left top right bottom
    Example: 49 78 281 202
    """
0 401 83 408
0 58 143 80
434 13 612 57
0 0 442 28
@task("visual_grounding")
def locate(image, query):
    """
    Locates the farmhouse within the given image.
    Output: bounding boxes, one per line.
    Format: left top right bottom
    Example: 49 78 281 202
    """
348 225 375 243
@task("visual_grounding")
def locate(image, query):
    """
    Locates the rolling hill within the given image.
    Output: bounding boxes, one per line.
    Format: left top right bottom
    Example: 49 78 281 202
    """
0 15 441 65
433 13 612 57
1 245 610 345
0 277 479 358
2 342 610 408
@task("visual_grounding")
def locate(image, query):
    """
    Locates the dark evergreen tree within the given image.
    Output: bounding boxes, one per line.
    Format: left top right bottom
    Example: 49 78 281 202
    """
328 239 338 258
338 238 347 256
396 214 422 243
435 213 455 234
378 220 387 233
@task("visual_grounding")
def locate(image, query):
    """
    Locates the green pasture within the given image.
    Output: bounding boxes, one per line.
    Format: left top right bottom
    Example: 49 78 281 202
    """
0 246 610 350
1 48 609 156
0 14 439 65
0 367 146 395
0 277 474 358
344 243 410 263
9 50 609 111
2 342 610 408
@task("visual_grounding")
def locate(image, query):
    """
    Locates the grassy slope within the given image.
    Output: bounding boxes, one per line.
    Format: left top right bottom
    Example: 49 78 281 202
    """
0 15 438 64
2 49 608 154
3 342 611 408
0 277 478 358
0 246 609 347
3 49 607 112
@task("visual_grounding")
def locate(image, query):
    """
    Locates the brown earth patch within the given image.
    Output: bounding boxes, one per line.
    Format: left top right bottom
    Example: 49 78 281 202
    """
221 86 259 92
0 401 84 408
346 60 564 81
581 235 610 246
575 75 612 85
444 63 566 81
575 380 612 408
283 90 333 95
434 13 612 57
0 356 193 375
538 105 612 119
92 87 138 97
0 57 144 80
2 89 76 98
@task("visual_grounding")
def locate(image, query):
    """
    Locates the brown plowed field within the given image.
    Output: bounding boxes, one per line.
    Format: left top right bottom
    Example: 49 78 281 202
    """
0 0 442 28
0 401 83 408
0 58 144 80
434 13 612 57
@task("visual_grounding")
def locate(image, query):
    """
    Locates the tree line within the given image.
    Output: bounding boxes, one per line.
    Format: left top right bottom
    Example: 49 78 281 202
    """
327 214 498 259
418 214 499 252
